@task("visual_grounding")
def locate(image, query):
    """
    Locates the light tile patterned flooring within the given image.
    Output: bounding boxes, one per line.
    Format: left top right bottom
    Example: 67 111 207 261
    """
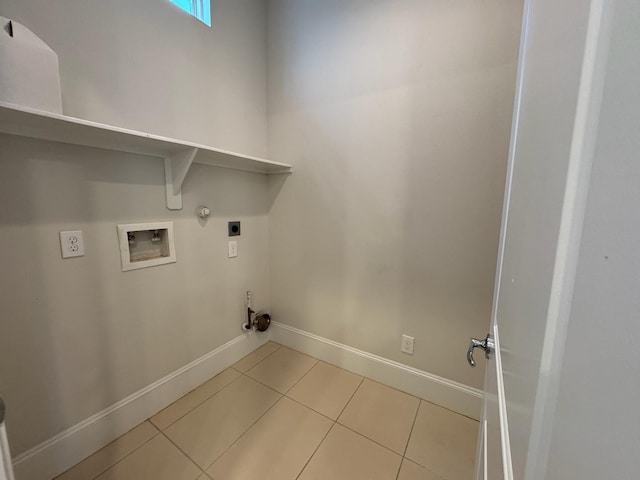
56 342 478 480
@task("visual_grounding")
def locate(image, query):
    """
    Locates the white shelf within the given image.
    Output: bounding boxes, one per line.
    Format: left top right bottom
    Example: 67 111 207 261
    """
0 101 292 209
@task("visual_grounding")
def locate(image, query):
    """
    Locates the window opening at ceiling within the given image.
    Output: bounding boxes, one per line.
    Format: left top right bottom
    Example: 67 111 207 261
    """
169 0 211 27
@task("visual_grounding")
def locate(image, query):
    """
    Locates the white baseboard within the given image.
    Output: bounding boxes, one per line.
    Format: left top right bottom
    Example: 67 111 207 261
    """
269 322 482 420
11 323 482 480
12 331 268 480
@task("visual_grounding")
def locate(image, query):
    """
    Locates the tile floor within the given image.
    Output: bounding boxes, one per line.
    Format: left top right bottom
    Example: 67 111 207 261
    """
55 342 478 480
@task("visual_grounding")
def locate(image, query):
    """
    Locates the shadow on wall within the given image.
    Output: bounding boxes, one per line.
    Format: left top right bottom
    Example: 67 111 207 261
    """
0 133 271 456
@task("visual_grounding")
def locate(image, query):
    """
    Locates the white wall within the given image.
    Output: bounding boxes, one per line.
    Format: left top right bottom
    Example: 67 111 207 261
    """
545 1 640 478
0 0 270 456
266 0 522 388
0 0 525 459
0 0 268 155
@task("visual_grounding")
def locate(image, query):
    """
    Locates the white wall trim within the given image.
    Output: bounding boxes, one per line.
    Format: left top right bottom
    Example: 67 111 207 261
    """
269 322 482 420
11 331 268 480
11 323 482 480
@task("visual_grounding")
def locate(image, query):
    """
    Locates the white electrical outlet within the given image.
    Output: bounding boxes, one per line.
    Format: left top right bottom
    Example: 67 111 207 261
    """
59 230 85 258
228 240 238 258
401 334 414 355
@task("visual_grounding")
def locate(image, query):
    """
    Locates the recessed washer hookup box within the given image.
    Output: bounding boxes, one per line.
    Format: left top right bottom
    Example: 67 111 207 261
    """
117 222 176 272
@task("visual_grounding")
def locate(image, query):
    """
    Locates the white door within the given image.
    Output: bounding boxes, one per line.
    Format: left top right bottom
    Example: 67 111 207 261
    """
0 399 15 480
472 0 616 478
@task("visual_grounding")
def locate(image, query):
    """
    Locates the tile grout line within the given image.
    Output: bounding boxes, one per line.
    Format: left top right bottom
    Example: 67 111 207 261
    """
282 358 320 395
151 371 244 432
395 462 403 480
245 355 410 461
118 346 281 476
335 376 365 421
296 374 411 477
205 343 310 469
396 400 421 480
419 396 480 423
203 348 320 474
281 366 365 423
79 423 162 480
284 394 339 423
236 342 282 375
242 356 362 423
294 421 337 480
241 350 361 423
62 345 353 478
246 362 366 433
364 376 424 403
333 377 414 458
159 429 206 475
149 344 285 475
192 343 285 474
201 372 285 472
151 342 281 432
336 421 406 459
240 370 293 396
402 399 421 457
211 368 402 480
242 349 318 396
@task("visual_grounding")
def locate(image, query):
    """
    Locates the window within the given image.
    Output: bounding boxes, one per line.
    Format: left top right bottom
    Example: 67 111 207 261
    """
170 0 211 27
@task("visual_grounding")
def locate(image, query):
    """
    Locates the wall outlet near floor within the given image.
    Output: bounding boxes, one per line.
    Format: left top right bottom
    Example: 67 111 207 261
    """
59 230 85 258
401 334 415 355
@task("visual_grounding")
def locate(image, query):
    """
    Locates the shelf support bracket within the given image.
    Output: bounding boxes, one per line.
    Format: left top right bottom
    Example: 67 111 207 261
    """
164 147 198 210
